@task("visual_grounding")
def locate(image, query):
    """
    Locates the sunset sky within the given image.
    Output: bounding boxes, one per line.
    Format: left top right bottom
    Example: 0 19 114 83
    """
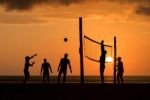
0 0 150 76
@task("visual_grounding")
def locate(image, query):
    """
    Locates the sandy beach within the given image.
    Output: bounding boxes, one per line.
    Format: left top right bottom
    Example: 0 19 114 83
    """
0 83 150 100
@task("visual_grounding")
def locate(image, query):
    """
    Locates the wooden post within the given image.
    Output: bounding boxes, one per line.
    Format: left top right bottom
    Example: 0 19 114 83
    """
79 17 84 84
114 36 117 84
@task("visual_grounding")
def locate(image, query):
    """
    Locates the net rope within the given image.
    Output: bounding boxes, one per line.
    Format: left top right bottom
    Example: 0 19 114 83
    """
84 35 113 63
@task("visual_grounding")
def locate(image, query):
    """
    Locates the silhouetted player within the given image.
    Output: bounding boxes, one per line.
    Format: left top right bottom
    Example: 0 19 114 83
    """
41 59 53 84
117 57 124 84
100 40 107 84
23 54 37 84
58 53 72 84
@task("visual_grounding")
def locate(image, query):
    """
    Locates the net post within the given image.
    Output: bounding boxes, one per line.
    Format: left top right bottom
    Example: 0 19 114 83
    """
114 36 117 84
79 17 84 84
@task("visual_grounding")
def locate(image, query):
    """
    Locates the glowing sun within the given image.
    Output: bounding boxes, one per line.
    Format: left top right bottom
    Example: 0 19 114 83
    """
106 56 113 63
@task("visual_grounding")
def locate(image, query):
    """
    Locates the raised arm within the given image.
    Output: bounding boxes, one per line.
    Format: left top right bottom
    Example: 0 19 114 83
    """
29 54 38 59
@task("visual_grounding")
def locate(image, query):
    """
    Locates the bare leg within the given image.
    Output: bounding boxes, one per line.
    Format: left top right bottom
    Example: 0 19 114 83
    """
23 70 29 84
100 67 105 84
117 72 121 84
47 74 50 84
63 71 67 84
43 74 46 84
58 71 62 84
120 73 124 84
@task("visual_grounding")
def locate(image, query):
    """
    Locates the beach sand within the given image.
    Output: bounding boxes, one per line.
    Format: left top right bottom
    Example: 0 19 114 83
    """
0 83 150 100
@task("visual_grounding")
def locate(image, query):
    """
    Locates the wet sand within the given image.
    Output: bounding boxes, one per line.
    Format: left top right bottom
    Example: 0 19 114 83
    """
0 83 150 100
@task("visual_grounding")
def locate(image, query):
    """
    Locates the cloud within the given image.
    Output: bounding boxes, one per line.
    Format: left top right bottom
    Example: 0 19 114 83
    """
0 0 150 24
0 0 150 12
0 14 48 24
0 0 86 11
135 5 150 16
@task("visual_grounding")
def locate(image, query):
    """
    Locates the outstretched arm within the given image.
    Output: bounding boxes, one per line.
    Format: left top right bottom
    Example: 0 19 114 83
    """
29 54 38 59
68 60 72 73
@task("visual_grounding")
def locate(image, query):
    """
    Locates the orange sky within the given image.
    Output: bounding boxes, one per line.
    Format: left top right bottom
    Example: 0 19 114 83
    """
0 0 150 76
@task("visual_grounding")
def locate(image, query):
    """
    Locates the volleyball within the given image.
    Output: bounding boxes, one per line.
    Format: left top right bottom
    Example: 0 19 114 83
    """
64 37 68 42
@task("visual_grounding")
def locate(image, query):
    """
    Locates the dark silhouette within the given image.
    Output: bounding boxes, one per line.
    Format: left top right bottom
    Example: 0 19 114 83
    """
23 54 37 84
117 57 124 84
100 40 107 84
79 17 84 84
58 53 72 84
101 40 105 53
41 58 53 84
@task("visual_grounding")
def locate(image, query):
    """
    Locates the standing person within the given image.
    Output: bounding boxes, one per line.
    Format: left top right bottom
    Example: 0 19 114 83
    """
57 53 72 84
100 50 107 84
100 40 107 84
117 57 124 84
23 54 37 84
41 58 53 84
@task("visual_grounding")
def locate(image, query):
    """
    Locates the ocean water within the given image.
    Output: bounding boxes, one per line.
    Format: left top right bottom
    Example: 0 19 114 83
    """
0 76 150 84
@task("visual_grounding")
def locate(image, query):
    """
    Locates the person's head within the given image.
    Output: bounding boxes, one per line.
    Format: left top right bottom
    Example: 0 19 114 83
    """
25 56 30 60
64 53 68 58
101 40 104 44
118 57 121 61
44 58 47 63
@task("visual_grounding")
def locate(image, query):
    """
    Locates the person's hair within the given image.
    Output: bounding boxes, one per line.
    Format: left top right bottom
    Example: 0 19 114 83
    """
64 53 68 58
118 57 121 60
25 56 29 60
101 40 104 44
44 58 47 62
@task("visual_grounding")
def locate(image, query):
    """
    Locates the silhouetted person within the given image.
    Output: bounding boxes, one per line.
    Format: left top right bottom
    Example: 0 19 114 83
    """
99 40 107 84
23 54 37 84
58 53 72 84
41 59 53 84
100 50 107 84
117 57 124 84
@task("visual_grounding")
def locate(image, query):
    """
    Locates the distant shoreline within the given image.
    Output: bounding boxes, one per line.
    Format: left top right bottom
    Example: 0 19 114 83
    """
0 76 150 84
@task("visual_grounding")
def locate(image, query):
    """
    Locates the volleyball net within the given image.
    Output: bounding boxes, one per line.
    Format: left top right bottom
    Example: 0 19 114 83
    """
84 35 113 63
